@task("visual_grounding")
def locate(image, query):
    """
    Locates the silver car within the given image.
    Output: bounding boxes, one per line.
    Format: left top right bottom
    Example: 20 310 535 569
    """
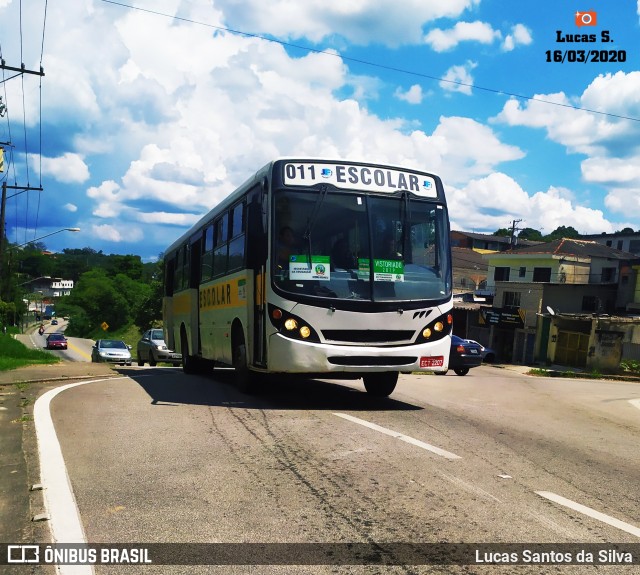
91 339 132 366
137 329 182 366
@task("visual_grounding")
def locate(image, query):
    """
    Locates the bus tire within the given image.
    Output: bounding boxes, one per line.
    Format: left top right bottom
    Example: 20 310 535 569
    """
363 372 398 397
233 340 254 393
181 330 197 375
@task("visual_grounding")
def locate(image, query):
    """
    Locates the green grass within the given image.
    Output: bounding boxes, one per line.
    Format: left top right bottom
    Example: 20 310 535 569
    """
0 334 61 371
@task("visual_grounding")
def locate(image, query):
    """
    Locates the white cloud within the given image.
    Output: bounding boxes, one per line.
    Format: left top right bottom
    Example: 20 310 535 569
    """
502 24 532 51
425 21 500 52
494 71 640 218
64 203 78 212
136 212 201 226
92 223 143 243
218 0 480 46
394 84 424 104
448 174 618 235
440 61 477 95
38 153 90 184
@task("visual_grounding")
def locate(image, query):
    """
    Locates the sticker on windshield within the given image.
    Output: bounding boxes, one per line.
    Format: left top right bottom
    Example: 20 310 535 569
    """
289 255 331 281
373 259 404 282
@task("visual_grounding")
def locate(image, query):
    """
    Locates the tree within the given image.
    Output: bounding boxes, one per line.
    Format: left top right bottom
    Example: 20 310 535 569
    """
518 227 543 241
544 226 580 241
62 269 131 334
493 228 511 237
135 259 164 330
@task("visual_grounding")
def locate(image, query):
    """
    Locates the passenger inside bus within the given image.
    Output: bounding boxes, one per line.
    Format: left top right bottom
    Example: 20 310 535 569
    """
330 237 357 270
276 225 300 270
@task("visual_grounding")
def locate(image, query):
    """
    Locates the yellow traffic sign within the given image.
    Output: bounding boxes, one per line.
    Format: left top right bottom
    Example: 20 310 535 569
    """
101 322 109 331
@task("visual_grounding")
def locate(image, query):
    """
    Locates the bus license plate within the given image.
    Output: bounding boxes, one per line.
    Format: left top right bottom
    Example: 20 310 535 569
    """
420 356 444 368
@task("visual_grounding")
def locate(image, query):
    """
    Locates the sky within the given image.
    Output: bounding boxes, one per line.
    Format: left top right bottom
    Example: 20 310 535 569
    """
1 0 639 261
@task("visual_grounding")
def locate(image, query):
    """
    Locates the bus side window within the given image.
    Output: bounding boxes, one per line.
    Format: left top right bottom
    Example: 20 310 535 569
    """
165 257 175 297
228 202 246 272
213 213 229 277
246 186 267 268
202 224 214 281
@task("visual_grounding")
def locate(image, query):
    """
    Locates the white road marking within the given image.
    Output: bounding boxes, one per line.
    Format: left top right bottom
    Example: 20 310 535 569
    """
629 399 640 412
536 491 640 538
333 413 461 460
34 377 127 575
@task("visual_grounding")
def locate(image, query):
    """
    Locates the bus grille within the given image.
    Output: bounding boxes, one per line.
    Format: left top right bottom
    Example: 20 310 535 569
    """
328 356 417 366
321 330 414 344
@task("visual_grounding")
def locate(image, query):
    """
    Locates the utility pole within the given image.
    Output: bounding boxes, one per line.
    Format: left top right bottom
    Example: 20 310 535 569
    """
0 61 45 301
509 219 522 247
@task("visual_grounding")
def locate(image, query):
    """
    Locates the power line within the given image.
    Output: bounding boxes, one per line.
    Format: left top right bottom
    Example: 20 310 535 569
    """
101 0 640 123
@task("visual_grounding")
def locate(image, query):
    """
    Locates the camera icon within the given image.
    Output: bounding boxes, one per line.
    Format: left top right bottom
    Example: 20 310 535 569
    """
575 10 597 27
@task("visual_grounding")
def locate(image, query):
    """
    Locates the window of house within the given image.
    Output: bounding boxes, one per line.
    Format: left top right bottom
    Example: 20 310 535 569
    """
503 291 521 307
617 240 623 250
606 240 612 247
519 266 526 278
532 267 551 282
629 240 640 253
601 267 616 283
494 266 510 281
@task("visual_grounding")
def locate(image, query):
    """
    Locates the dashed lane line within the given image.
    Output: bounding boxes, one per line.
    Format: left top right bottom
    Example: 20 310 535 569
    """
536 491 640 538
333 412 462 460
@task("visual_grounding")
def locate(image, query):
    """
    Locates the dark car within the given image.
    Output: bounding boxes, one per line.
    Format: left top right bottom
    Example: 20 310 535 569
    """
46 333 68 350
437 335 483 376
465 339 497 363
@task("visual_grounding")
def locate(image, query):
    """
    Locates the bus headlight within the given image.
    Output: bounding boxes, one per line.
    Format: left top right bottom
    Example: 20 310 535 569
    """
268 304 320 342
299 326 311 339
416 311 453 343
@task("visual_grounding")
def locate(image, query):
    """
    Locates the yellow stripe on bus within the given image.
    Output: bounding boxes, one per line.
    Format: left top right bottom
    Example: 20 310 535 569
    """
200 276 247 311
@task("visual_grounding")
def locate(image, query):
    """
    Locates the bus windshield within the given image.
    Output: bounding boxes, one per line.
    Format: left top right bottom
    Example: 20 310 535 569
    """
273 189 450 303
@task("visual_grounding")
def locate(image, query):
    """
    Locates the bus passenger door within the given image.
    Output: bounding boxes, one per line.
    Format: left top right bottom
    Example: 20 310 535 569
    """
248 186 268 367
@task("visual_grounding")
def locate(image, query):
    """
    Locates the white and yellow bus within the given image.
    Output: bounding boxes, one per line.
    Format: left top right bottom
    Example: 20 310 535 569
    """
163 158 453 396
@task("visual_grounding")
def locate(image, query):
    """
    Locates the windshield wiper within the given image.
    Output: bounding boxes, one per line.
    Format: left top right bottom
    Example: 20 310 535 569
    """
302 184 329 264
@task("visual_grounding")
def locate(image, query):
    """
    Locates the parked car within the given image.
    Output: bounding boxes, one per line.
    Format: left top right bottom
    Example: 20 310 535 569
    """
136 329 181 366
51 319 58 326
46 333 68 350
465 339 496 363
91 339 132 366
437 335 483 376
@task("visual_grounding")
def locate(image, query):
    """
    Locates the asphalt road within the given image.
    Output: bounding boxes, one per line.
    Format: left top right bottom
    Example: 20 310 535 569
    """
34 365 640 574
21 319 95 362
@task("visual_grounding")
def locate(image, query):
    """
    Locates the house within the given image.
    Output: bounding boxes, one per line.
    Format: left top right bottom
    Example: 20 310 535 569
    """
451 247 488 294
21 276 74 298
481 238 640 367
581 231 640 255
451 230 541 253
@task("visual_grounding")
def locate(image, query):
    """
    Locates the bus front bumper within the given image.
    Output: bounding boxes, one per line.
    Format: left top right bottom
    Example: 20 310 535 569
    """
267 334 450 374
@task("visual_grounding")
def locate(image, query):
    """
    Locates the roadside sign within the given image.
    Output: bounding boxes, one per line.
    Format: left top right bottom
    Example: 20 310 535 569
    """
101 322 109 331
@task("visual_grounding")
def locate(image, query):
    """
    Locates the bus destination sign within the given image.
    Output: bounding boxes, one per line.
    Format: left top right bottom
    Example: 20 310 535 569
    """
284 162 438 198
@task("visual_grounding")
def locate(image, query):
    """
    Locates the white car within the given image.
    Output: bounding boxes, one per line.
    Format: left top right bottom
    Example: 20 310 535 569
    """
137 329 182 366
91 339 132 366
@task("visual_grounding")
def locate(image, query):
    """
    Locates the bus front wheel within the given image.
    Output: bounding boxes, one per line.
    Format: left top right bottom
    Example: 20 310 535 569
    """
181 330 197 375
233 339 254 393
363 372 398 397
